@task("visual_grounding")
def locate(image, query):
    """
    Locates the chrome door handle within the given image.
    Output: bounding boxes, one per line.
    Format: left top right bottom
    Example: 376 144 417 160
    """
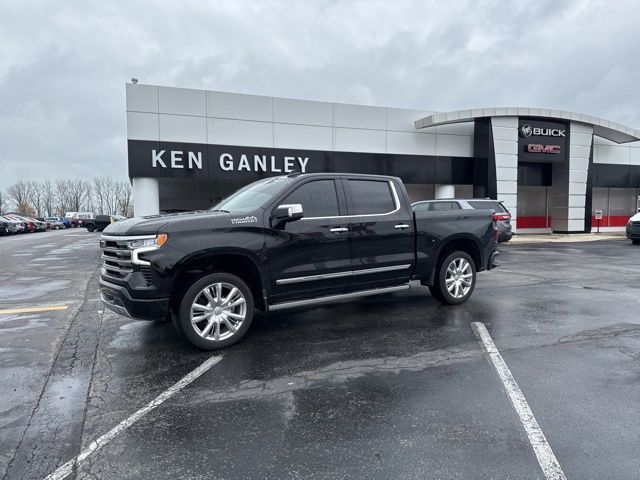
394 224 410 230
329 227 349 233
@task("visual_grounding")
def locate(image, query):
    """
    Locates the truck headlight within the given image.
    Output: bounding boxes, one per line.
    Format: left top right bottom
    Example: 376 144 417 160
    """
127 234 168 250
127 234 168 265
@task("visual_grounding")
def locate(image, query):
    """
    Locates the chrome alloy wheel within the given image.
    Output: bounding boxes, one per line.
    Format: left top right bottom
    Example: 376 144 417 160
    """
445 258 473 299
190 282 247 341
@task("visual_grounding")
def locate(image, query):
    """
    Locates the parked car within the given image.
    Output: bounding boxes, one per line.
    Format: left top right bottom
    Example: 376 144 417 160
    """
5 214 35 233
85 214 120 232
44 217 66 229
0 218 10 235
627 212 640 245
2 216 24 233
65 212 82 227
412 198 513 243
29 217 47 232
99 172 499 350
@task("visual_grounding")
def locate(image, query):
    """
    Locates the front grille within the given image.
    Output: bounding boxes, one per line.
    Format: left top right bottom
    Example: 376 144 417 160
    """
140 265 154 286
101 238 133 279
632 221 640 227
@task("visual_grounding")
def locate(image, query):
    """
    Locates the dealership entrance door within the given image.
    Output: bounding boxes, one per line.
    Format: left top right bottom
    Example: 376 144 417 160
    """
516 162 552 233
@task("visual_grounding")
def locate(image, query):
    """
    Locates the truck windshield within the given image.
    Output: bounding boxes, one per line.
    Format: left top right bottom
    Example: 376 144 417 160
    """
211 177 290 213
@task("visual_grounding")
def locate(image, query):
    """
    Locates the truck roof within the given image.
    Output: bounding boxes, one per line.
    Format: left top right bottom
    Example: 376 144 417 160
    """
287 172 401 181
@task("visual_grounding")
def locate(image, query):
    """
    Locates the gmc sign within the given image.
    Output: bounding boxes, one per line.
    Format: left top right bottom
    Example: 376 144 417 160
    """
527 144 561 154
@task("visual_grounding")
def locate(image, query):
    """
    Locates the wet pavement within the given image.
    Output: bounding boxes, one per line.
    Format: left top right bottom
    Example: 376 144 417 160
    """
1 230 639 479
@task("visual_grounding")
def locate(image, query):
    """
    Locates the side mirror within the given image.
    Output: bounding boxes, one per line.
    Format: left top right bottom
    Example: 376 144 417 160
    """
274 204 304 222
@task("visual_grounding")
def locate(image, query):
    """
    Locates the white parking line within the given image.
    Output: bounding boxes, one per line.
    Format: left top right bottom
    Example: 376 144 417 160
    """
44 355 223 480
471 322 567 480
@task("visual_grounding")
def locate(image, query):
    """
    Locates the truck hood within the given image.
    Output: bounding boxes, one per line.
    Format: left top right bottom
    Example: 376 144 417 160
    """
102 210 234 236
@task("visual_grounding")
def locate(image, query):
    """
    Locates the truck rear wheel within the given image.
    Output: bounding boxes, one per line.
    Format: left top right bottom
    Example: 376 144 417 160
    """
87 224 95 232
432 251 476 305
178 272 254 350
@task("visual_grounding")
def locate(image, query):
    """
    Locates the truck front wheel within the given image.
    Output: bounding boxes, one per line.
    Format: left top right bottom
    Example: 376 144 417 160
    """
178 272 254 350
431 251 476 305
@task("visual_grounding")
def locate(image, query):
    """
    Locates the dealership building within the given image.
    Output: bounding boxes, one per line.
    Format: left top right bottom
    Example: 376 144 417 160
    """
126 83 640 233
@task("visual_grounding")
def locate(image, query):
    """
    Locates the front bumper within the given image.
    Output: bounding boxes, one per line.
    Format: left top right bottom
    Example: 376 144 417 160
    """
99 278 169 321
626 224 640 239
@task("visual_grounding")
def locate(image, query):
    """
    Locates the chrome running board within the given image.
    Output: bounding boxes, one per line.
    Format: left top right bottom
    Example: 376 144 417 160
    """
268 284 410 312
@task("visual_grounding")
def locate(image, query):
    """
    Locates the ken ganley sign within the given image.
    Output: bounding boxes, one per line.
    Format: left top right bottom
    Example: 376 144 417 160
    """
151 149 308 173
127 140 315 179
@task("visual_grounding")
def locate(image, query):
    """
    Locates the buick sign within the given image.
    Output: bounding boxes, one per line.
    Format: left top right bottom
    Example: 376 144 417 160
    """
520 124 565 138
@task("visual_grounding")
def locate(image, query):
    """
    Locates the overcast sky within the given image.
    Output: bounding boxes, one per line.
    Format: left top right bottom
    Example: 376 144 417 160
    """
1 0 640 191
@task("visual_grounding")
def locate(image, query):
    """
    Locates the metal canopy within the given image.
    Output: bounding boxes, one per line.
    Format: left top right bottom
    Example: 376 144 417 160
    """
414 107 640 144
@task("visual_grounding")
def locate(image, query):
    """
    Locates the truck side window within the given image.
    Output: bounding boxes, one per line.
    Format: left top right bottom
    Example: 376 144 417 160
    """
430 201 460 211
347 180 396 215
283 180 340 218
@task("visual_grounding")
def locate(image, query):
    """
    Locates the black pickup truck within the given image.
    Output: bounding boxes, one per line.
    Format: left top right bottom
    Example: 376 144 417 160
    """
99 173 499 350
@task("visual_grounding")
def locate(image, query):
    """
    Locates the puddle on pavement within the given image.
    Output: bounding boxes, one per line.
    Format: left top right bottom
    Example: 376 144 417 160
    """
0 280 71 301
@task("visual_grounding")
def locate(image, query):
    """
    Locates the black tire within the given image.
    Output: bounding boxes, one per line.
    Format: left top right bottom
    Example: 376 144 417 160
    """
86 224 95 232
428 285 445 302
178 272 254 350
432 251 476 305
632 239 640 245
171 311 184 337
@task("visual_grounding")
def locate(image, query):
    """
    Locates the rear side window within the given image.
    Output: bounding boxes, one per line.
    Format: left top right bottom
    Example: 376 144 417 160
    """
412 203 430 212
96 215 110 222
347 180 396 215
430 201 461 211
468 201 507 212
283 180 340 218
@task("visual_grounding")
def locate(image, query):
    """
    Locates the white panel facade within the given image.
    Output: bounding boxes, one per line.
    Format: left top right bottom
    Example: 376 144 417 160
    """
208 118 273 148
274 123 332 150
127 112 159 141
550 122 594 231
434 123 474 136
630 146 640 165
158 86 206 116
333 127 386 153
126 84 158 113
386 131 436 155
209 91 272 122
273 97 332 126
332 103 386 130
491 116 519 229
435 134 474 157
133 177 159 216
594 144 630 164
159 114 207 143
386 108 435 132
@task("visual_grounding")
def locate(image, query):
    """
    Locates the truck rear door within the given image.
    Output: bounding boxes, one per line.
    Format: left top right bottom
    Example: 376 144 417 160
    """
342 177 414 289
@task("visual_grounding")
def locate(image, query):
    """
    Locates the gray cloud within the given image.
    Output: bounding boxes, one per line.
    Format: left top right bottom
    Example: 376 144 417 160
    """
1 0 639 190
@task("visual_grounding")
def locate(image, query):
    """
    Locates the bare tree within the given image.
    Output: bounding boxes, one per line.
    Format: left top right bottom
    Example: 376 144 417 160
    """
92 177 106 214
0 190 6 215
43 180 56 217
116 180 133 217
27 181 46 217
55 179 71 214
55 179 91 213
7 181 33 215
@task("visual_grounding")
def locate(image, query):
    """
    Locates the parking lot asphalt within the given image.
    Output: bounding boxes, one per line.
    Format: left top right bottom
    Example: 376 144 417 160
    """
1 230 639 480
